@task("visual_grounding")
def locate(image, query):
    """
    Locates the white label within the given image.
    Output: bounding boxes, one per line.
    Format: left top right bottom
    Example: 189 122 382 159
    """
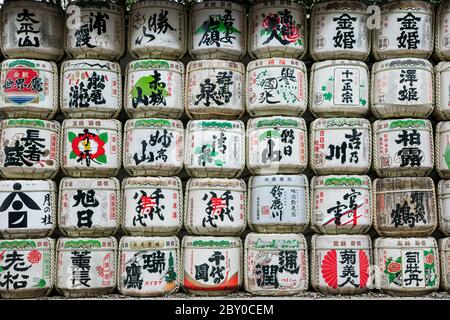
123 186 180 230
0 181 53 232
401 250 425 288
377 12 432 52
186 130 243 171
377 128 432 170
313 13 368 54
120 248 178 294
438 12 450 50
188 188 245 233
126 66 183 113
439 69 450 112
374 68 432 106
58 249 115 289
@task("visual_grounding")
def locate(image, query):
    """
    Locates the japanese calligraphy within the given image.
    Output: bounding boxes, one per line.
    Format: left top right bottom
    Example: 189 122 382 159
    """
69 129 108 167
260 9 303 46
333 14 356 49
258 68 297 105
71 251 92 287
340 70 354 104
196 10 239 47
202 191 234 228
124 258 143 290
339 250 359 287
142 251 165 274
196 132 227 167
391 191 427 228
195 251 225 284
0 250 32 290
133 129 173 165
325 128 362 164
195 72 233 107
261 128 295 163
16 9 40 47
135 10 176 45
397 13 421 50
270 186 284 222
404 251 423 287
326 188 362 226
133 189 165 226
398 69 418 102
4 130 46 168
255 250 299 288
394 129 423 167
69 72 106 108
131 70 168 109
74 11 109 48
72 189 99 229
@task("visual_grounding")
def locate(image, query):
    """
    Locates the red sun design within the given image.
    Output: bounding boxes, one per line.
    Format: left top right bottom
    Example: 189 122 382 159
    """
321 250 338 289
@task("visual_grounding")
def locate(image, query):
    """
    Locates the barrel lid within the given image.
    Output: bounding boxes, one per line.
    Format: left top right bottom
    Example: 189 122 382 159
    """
375 237 437 249
0 180 55 192
249 174 307 188
62 118 121 130
60 177 119 190
191 0 244 10
313 0 367 12
381 0 433 12
182 236 242 248
312 175 371 189
120 236 179 251
312 234 371 250
247 58 306 72
251 0 305 11
188 120 245 131
58 237 117 251
122 176 181 189
1 119 60 131
127 59 184 73
247 116 306 131
373 58 433 71
245 233 306 250
438 179 450 194
312 118 370 130
436 121 450 133
374 119 432 132
187 60 245 73
0 238 54 250
1 58 57 70
129 0 186 10
62 59 120 72
312 60 368 71
187 178 246 191
125 118 183 131
374 177 434 192
64 0 124 10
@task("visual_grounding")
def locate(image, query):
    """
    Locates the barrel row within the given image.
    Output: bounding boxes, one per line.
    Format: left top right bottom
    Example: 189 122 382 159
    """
4 0 450 62
0 234 449 298
0 174 449 238
0 117 449 178
3 57 450 121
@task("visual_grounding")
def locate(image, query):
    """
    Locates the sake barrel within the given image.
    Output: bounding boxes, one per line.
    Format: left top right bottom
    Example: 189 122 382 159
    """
373 1 434 60
437 122 450 179
309 60 369 118
371 58 434 119
125 59 184 119
374 237 439 295
248 174 309 233
61 59 121 119
435 0 450 60
58 177 121 237
185 120 245 178
244 233 308 296
122 176 182 236
118 236 180 297
0 238 55 299
61 119 122 177
0 59 58 119
184 178 246 236
310 234 373 295
0 180 56 239
64 1 125 60
373 177 437 237
189 1 246 61
186 60 245 119
0 119 60 179
439 238 450 291
123 118 184 176
373 119 434 177
56 237 117 297
435 62 450 120
246 58 307 117
309 0 370 61
437 180 450 236
311 175 372 235
182 236 242 296
248 1 307 59
309 118 371 175
247 116 307 175
0 0 64 61
128 0 187 60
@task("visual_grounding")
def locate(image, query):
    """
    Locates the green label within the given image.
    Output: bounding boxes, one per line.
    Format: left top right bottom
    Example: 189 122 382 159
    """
389 119 426 129
64 240 102 249
0 240 37 249
192 240 231 247
8 59 36 68
256 118 298 128
324 177 363 186
254 239 300 249
200 121 233 129
132 60 170 70
134 119 171 128
8 119 46 127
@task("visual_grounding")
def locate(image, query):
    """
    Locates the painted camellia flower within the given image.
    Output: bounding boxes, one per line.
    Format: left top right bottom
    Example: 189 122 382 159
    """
283 24 300 43
262 13 280 30
69 129 108 166
387 261 401 274
425 254 434 265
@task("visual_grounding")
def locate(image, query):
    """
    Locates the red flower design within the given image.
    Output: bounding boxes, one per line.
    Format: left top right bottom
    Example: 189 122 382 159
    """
425 254 434 265
71 129 105 160
387 261 401 274
262 13 280 30
282 24 300 43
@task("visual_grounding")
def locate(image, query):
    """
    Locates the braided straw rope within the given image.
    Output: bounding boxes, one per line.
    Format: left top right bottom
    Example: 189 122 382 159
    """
439 238 449 291
437 180 450 236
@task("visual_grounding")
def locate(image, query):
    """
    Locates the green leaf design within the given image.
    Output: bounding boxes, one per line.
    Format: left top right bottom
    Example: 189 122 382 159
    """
99 132 108 143
321 86 327 92
258 130 281 141
97 154 107 164
37 279 46 288
68 132 76 143
132 75 169 99
444 144 450 169
69 150 77 159
324 92 333 101
215 159 224 167
360 99 367 106
0 266 3 273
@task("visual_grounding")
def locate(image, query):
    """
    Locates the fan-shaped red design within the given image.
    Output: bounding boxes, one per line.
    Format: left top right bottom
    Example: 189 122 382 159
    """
321 250 338 289
359 250 369 288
